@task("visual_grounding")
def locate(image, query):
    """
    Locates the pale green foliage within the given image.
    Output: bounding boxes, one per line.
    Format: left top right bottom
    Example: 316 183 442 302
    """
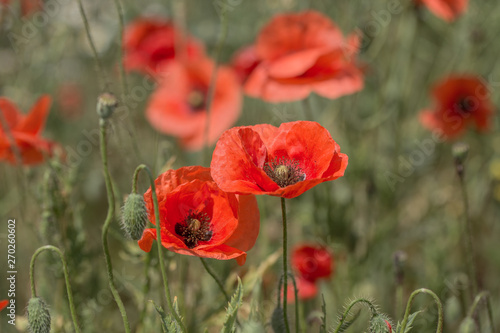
221 277 243 333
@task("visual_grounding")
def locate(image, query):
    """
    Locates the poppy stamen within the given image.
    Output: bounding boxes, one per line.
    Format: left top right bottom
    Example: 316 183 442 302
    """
456 97 474 114
175 211 212 249
263 157 306 188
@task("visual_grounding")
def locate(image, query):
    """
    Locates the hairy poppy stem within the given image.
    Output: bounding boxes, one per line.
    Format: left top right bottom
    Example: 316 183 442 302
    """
199 257 230 302
110 0 129 97
467 291 496 332
399 288 443 333
99 119 131 333
136 251 152 332
75 0 110 90
281 197 291 333
277 272 299 333
333 298 378 333
133 164 187 332
203 2 228 165
29 245 81 333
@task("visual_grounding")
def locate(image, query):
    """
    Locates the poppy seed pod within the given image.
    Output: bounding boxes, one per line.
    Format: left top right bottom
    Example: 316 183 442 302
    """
27 297 51 333
96 93 118 120
121 193 148 240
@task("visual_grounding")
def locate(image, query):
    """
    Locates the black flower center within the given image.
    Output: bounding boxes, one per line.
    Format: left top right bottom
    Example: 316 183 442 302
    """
187 89 206 112
263 158 306 188
175 212 212 249
456 97 474 114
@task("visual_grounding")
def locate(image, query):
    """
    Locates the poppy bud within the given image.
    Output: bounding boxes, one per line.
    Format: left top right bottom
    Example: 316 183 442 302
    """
271 306 287 333
121 193 148 240
452 142 469 165
369 314 393 333
96 93 118 120
27 297 51 333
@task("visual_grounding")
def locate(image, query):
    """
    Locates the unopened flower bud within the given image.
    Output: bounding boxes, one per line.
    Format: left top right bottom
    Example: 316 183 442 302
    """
97 93 118 120
452 142 469 165
271 306 286 333
121 193 148 240
369 314 393 333
459 318 476 333
27 297 51 333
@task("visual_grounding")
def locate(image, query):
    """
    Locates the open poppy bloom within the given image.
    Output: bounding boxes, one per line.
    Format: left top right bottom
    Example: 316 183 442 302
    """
0 300 8 312
244 10 363 103
419 75 494 139
123 17 205 74
146 58 242 151
231 45 261 84
291 244 333 282
0 95 56 165
415 0 468 22
210 121 348 199
138 166 260 265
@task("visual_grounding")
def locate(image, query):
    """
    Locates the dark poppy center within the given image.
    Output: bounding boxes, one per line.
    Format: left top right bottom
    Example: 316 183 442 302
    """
187 89 206 112
175 212 212 248
263 158 306 188
456 97 474 114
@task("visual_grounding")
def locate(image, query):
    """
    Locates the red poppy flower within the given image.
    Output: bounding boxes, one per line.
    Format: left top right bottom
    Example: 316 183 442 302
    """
57 83 84 120
284 276 318 303
416 0 468 22
138 166 260 265
123 17 205 74
1 0 43 16
210 121 348 199
0 95 56 165
419 75 494 139
146 58 242 151
244 10 363 103
291 244 333 282
231 45 261 84
0 299 8 312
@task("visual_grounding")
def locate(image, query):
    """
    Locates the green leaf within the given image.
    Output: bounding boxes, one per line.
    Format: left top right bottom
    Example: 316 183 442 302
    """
221 277 244 333
395 311 423 333
150 299 183 333
320 294 327 333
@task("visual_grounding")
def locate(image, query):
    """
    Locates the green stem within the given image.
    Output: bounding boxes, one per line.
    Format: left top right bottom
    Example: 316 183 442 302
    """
281 197 291 333
203 2 228 165
99 119 131 333
399 288 443 333
110 0 129 96
199 257 230 302
288 273 299 333
457 169 478 299
133 164 187 332
136 251 152 332
29 245 81 333
466 291 496 332
333 298 378 333
75 0 109 90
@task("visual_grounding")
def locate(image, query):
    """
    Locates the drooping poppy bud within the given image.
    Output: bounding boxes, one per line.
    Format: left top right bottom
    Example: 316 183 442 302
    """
96 93 118 120
27 297 51 333
121 193 148 240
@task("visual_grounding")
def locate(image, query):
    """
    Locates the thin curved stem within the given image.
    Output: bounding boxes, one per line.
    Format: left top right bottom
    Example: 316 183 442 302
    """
288 273 299 333
203 2 228 165
200 257 230 302
133 164 187 332
110 0 129 96
399 288 443 333
75 0 110 90
333 298 378 333
136 251 152 332
29 245 81 333
100 119 131 333
281 197 291 333
466 291 496 332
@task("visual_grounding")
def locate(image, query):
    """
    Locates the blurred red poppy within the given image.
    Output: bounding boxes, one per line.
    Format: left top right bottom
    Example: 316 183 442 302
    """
284 276 318 302
291 244 333 282
419 75 494 139
138 166 260 265
0 95 56 165
57 83 84 120
123 17 205 74
231 45 261 84
244 10 363 103
1 0 43 16
146 58 242 151
211 121 348 199
416 0 468 22
0 300 8 312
